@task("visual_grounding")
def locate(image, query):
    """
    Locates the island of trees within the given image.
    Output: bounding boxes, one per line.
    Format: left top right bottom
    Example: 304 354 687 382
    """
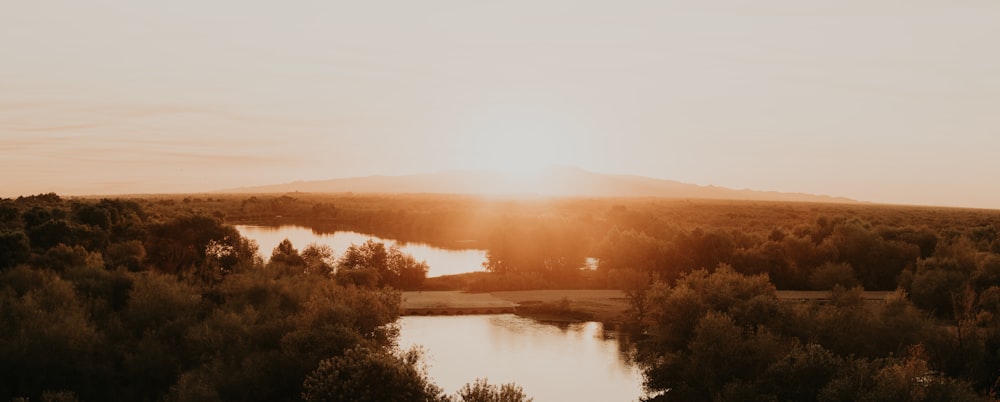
4 192 1000 401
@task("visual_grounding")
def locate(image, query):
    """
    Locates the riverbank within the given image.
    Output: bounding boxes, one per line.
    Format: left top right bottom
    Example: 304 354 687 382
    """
402 289 894 323
401 290 630 323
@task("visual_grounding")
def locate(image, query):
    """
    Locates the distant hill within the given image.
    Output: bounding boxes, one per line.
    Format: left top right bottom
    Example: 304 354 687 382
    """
218 166 858 204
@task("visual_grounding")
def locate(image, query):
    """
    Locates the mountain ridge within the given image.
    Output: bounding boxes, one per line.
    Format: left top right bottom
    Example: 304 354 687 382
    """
217 166 859 204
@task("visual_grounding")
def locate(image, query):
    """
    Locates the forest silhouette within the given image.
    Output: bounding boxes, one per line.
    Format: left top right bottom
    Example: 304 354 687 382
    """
3 192 1000 401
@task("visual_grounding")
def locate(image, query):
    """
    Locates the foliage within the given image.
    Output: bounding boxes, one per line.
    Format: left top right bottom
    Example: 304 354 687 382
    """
5 192 1000 400
454 378 533 402
482 222 587 284
636 267 982 401
0 230 30 269
808 262 860 290
302 242 336 276
336 240 428 290
271 238 307 268
612 268 655 323
0 195 458 402
145 214 250 279
301 346 447 402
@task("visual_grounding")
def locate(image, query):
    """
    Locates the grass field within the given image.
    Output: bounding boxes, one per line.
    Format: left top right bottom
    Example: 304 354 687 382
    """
402 290 630 322
402 289 892 323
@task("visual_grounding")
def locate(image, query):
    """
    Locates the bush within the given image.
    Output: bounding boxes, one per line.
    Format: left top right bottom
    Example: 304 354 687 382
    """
302 347 446 402
808 262 860 290
454 378 533 402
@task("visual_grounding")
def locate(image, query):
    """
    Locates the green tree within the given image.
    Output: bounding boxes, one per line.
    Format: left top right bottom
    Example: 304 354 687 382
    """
612 268 654 324
0 268 105 401
595 229 664 273
270 238 306 272
819 347 980 402
339 240 389 273
482 223 586 281
823 222 920 290
27 219 93 250
302 347 447 402
454 378 532 402
105 240 146 271
756 343 843 402
302 243 336 276
72 203 112 230
639 265 788 400
337 240 427 289
908 257 971 317
0 230 30 269
808 262 860 290
385 248 429 290
145 215 247 277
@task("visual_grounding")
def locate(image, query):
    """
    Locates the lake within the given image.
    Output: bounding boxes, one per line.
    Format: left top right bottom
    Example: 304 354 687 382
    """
397 315 646 402
237 225 644 400
235 225 489 277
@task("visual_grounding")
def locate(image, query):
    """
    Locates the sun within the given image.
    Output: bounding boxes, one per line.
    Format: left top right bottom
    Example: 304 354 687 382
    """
473 130 556 174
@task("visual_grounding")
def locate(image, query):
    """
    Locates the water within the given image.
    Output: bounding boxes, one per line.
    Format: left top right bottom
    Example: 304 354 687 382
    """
397 315 645 402
235 225 488 277
237 225 644 400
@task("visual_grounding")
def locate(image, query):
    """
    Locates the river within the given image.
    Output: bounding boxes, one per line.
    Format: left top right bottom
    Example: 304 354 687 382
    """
236 225 645 401
235 225 488 277
397 315 645 402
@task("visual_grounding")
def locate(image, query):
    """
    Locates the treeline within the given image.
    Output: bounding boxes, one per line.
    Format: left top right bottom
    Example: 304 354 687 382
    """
632 266 998 401
0 194 529 402
171 193 1000 399
141 194 497 248
135 194 1000 309
25 192 1000 400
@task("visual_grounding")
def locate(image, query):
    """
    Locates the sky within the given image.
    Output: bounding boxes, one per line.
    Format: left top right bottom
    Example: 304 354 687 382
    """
2 1 999 209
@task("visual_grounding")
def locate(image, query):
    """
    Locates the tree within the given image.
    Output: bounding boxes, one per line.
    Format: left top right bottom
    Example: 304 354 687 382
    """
105 240 146 271
595 229 664 273
908 257 970 317
682 311 784 400
302 243 336 276
34 244 103 272
73 203 112 231
454 378 532 402
339 240 389 273
385 249 428 290
337 240 427 289
822 222 920 290
638 265 789 399
808 262 860 290
675 228 736 274
302 347 447 402
612 268 654 324
0 200 20 229
0 230 30 269
756 343 843 402
270 238 306 270
27 219 90 250
818 346 980 402
0 268 104 401
145 215 247 277
482 223 586 280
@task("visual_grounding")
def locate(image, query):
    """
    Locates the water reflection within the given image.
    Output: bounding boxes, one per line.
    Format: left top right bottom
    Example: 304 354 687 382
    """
235 225 487 277
397 315 645 402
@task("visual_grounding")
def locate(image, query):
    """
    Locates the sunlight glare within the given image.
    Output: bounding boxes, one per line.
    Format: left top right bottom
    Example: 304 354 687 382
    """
457 103 586 178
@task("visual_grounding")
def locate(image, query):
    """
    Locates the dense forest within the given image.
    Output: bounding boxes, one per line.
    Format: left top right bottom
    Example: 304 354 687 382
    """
0 194 527 402
4 192 1000 400
144 193 1000 298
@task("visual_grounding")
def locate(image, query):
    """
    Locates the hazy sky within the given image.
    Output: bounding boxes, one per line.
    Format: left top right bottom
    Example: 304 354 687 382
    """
3 1 999 208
